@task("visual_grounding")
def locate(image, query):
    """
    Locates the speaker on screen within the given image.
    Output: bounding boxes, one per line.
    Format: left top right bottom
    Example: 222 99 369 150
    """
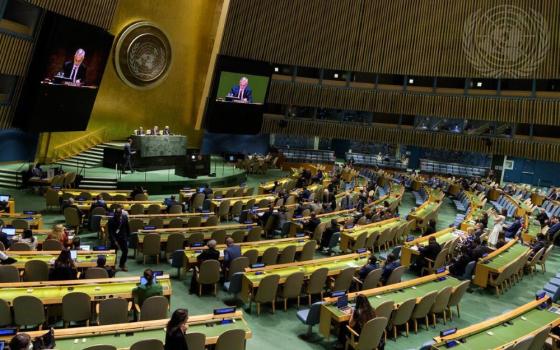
203 55 272 135
15 12 114 132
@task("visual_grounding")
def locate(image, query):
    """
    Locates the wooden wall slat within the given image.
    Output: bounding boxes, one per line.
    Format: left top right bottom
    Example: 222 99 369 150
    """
267 80 560 126
222 0 560 79
0 35 33 76
26 0 118 30
261 115 560 163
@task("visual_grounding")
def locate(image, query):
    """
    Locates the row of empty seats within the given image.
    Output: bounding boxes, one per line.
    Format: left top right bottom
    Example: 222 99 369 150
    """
420 159 488 177
490 195 518 217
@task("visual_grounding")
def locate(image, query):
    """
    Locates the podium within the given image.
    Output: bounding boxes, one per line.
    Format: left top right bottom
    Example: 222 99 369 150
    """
102 135 187 170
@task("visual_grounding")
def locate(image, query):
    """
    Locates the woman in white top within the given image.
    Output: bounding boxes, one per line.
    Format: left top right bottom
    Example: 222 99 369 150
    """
488 209 507 247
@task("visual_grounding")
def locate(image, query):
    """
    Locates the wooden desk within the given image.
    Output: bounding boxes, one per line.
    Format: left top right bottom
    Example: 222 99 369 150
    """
319 271 461 338
473 239 530 288
100 212 216 230
0 275 171 305
4 199 16 215
184 237 312 265
12 229 56 247
531 192 545 207
210 194 277 208
75 200 166 214
7 250 117 270
432 297 560 350
400 228 459 267
459 207 485 232
427 187 445 202
180 185 246 202
59 189 139 199
0 212 43 229
258 177 293 194
136 223 257 243
523 219 543 244
339 218 402 252
0 311 250 348
291 209 356 225
409 201 442 229
240 253 369 303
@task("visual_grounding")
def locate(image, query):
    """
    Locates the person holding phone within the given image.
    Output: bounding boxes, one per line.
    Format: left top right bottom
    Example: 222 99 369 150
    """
132 268 163 308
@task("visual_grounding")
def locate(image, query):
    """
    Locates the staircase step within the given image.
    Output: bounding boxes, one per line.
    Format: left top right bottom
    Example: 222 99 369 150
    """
63 158 101 165
55 161 97 169
78 151 104 159
78 184 117 190
81 178 117 184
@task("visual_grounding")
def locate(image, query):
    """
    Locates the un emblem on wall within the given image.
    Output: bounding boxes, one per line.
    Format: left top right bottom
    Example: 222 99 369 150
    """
463 5 549 78
115 21 172 89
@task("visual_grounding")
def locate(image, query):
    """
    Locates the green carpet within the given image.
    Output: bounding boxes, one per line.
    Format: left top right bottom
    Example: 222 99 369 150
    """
3 175 559 350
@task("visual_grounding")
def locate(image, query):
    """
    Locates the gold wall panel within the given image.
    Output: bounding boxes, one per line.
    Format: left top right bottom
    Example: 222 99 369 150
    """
221 0 560 79
261 115 560 163
38 0 225 158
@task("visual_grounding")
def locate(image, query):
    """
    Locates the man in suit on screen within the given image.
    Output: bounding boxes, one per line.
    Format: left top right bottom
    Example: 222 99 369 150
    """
62 48 87 84
228 77 253 103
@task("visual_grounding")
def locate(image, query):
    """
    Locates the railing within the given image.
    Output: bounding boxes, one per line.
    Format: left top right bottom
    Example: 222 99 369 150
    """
51 128 107 163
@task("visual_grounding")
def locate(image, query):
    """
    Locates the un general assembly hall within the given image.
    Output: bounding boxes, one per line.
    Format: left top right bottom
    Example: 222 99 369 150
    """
3 0 560 349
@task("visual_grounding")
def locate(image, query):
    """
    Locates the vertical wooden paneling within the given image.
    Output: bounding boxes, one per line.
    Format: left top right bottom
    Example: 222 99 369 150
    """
261 116 560 163
222 0 560 79
26 0 118 30
0 35 33 75
267 80 560 126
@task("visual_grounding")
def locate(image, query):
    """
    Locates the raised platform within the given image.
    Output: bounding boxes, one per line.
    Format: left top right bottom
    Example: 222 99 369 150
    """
114 162 246 194
0 157 247 195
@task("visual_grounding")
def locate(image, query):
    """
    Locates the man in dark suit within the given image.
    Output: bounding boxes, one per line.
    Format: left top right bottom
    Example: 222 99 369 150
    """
530 233 548 259
123 138 135 174
547 216 560 242
223 238 241 268
197 239 220 263
471 238 490 260
162 126 171 135
135 127 145 136
412 236 441 274
536 208 549 227
164 195 183 213
62 48 87 84
228 77 253 103
191 239 220 294
380 253 400 285
108 206 131 271
320 219 340 249
62 197 84 222
504 215 522 239
303 212 321 234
